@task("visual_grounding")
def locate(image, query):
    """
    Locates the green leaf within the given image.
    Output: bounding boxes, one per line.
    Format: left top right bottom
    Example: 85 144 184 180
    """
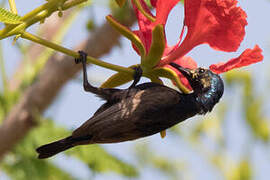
67 145 138 177
148 74 163 84
151 67 190 93
142 24 165 69
135 143 187 179
133 0 155 22
101 65 138 88
0 8 22 24
115 0 126 7
106 15 146 58
2 120 73 179
2 155 74 180
238 159 252 180
3 118 138 178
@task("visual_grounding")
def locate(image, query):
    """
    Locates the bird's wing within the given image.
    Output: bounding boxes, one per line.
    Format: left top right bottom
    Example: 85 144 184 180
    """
72 85 181 143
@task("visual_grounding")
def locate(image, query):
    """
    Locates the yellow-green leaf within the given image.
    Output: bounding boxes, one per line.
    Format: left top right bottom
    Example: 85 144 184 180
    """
148 74 163 84
151 67 190 94
142 24 165 69
133 0 155 22
101 65 138 88
106 15 146 58
115 0 126 7
0 8 22 24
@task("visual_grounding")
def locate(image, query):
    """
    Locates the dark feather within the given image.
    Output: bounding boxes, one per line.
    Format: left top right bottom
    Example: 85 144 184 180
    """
36 135 92 159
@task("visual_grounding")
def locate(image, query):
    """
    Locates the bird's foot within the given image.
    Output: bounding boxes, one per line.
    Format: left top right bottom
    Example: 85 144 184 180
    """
75 50 88 64
129 66 143 88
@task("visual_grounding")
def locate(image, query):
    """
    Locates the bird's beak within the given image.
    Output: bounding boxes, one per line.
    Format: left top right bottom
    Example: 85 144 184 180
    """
169 63 192 79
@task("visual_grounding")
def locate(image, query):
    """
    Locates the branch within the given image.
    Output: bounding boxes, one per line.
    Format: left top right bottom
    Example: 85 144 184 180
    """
0 8 136 159
9 12 72 91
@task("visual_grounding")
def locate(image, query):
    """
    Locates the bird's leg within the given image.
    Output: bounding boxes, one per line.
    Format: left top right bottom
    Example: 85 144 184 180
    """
75 51 120 101
129 66 143 89
75 51 101 94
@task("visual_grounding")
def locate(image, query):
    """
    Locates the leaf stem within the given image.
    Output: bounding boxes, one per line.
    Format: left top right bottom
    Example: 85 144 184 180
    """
62 0 88 10
20 31 134 74
8 0 17 14
0 0 87 39
133 0 155 22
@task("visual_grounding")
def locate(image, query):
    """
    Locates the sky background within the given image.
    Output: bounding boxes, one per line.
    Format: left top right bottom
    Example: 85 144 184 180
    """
1 0 270 179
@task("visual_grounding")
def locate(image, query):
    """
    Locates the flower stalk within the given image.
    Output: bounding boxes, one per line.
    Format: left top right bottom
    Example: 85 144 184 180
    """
8 0 18 14
0 0 87 39
21 31 134 74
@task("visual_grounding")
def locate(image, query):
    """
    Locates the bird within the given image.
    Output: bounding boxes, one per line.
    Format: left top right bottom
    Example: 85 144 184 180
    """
36 51 224 159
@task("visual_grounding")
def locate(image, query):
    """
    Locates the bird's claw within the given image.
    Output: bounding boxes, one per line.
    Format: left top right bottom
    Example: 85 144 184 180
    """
75 51 88 64
129 66 143 88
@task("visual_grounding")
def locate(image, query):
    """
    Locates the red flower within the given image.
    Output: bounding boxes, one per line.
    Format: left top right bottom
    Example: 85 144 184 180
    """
209 45 263 74
132 0 263 88
160 0 249 65
110 0 263 89
132 0 179 53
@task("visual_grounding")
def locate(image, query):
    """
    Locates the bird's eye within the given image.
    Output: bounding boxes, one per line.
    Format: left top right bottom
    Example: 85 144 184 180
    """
199 69 205 73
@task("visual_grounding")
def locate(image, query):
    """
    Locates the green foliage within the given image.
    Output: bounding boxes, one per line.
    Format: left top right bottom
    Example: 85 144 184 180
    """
1 119 73 180
135 143 187 180
67 146 138 177
86 19 96 31
1 119 138 179
2 155 74 180
114 0 126 7
0 7 22 24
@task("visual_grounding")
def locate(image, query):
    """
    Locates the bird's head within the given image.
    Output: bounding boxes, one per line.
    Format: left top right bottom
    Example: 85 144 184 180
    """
169 63 224 96
170 63 224 113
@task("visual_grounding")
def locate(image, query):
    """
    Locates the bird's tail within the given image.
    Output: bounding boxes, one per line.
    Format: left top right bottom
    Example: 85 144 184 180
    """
36 136 75 159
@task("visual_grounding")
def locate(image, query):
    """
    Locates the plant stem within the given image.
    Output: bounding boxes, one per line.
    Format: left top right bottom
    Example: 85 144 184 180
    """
8 0 17 14
133 0 155 22
0 0 87 39
62 0 88 10
21 31 134 74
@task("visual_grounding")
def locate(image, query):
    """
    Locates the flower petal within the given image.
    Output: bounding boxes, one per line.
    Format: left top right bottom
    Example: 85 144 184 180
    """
185 0 247 52
131 0 179 54
132 0 155 52
155 0 179 25
162 0 248 65
150 0 157 7
209 45 263 74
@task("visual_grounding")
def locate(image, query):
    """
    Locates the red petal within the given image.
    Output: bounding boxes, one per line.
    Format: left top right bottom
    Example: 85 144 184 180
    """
204 0 247 52
150 0 157 7
161 0 248 64
209 45 263 74
166 56 198 90
185 0 247 51
131 0 154 52
131 0 179 54
155 0 179 25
